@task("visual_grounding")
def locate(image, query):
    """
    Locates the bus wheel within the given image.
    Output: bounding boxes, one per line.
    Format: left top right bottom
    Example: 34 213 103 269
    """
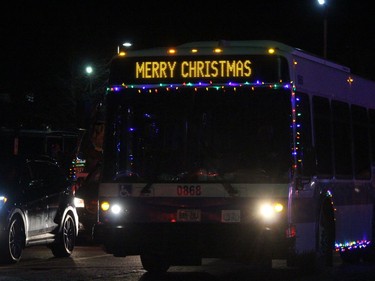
317 199 335 267
251 240 273 269
252 253 272 269
140 252 170 274
362 244 375 262
339 248 361 263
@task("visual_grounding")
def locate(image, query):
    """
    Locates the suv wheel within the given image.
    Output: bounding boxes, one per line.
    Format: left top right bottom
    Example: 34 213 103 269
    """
0 215 25 264
50 213 76 257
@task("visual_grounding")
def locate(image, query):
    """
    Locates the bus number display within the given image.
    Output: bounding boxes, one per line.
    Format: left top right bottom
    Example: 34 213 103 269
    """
177 185 202 196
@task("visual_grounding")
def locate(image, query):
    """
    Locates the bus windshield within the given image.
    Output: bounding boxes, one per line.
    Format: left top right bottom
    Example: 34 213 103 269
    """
102 87 292 183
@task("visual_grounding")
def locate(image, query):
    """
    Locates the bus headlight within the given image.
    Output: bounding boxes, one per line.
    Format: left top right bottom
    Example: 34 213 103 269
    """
258 202 284 221
100 201 126 216
110 204 122 215
101 201 110 211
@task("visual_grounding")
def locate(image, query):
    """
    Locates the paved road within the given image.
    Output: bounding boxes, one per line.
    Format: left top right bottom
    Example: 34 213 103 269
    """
1 245 375 281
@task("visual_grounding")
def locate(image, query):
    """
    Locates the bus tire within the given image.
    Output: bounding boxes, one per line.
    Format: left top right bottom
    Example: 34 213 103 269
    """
140 252 170 274
317 198 335 267
252 240 273 269
362 244 375 262
252 254 272 269
340 248 361 263
289 199 335 272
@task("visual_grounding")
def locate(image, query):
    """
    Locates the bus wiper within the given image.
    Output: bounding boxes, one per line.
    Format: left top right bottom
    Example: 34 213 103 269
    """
222 182 238 196
141 182 153 194
141 171 187 194
114 169 141 181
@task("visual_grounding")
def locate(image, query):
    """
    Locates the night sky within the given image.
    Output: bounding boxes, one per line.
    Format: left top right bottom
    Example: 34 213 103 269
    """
1 0 374 128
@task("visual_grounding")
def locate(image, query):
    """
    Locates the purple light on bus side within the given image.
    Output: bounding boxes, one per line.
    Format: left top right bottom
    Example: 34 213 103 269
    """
109 82 293 91
335 240 371 252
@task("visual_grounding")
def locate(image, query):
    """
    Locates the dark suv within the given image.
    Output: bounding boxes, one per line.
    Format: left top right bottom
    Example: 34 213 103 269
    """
0 155 79 264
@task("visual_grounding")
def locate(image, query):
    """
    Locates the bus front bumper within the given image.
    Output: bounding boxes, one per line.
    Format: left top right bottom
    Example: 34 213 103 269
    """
93 221 291 259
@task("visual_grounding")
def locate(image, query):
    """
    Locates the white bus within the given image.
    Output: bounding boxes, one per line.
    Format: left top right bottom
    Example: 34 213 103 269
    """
93 40 375 273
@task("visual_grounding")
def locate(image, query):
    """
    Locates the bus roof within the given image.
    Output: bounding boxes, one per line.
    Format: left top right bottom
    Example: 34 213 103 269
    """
116 40 375 108
178 40 351 72
124 40 294 56
121 39 351 75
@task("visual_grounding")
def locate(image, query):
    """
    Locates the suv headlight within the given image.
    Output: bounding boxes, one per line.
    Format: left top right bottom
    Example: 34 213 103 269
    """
74 197 85 208
0 195 7 209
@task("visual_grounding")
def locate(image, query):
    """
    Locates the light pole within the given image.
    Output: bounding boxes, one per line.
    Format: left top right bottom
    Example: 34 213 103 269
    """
318 0 327 58
85 65 93 98
84 65 94 129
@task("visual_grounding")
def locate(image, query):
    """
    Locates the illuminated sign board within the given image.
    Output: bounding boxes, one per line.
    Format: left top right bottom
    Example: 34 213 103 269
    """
135 59 252 79
109 55 289 85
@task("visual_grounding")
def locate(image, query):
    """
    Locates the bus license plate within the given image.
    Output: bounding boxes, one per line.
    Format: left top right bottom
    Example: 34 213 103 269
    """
177 209 201 222
221 210 241 223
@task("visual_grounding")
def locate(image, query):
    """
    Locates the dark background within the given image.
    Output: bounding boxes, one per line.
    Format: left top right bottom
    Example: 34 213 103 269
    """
1 0 374 129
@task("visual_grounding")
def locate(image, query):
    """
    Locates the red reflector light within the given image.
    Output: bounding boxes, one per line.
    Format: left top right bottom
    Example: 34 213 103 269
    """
286 225 296 238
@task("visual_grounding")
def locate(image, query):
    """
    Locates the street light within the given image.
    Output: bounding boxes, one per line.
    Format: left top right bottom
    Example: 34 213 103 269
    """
85 66 93 75
318 0 328 58
117 41 133 55
122 42 132 48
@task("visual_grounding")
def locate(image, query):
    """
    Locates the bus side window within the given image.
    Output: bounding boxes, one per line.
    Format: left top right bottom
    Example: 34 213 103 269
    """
332 101 352 179
296 92 315 177
352 105 371 179
370 109 375 167
313 96 333 178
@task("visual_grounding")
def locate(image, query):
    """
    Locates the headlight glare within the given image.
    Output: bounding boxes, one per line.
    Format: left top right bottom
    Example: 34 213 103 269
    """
111 204 122 214
260 203 274 218
259 201 284 221
0 195 7 208
101 201 110 211
274 203 283 212
74 197 85 208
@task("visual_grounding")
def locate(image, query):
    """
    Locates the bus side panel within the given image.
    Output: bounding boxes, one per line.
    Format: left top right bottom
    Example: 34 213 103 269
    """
291 180 374 258
332 181 374 248
290 186 318 256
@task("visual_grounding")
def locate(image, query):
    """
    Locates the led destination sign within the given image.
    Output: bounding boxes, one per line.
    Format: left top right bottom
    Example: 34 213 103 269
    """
109 55 289 85
135 60 252 79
